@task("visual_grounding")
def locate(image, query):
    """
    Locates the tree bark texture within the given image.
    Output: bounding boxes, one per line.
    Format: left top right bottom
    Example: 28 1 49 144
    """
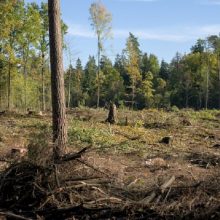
106 102 117 124
41 52 46 112
48 0 67 158
218 56 220 109
67 69 71 108
7 61 11 110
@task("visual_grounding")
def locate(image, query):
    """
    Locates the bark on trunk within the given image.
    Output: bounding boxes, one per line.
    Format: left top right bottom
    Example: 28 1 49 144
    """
106 102 117 124
67 68 71 108
96 35 101 108
23 46 29 111
205 59 209 110
7 61 11 110
24 60 27 111
131 78 135 110
48 0 67 158
41 53 46 111
185 88 189 108
218 56 220 109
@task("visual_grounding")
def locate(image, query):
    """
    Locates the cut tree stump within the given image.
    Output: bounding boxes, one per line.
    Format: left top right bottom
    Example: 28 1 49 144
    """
105 102 117 124
159 136 173 144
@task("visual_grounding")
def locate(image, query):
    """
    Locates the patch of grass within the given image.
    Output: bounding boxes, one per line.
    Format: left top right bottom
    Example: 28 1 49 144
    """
68 119 118 147
184 109 220 121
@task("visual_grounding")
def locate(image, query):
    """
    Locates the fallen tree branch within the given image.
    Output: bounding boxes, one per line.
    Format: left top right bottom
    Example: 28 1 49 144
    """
139 176 176 205
0 211 32 220
76 158 113 179
55 146 91 164
160 175 175 193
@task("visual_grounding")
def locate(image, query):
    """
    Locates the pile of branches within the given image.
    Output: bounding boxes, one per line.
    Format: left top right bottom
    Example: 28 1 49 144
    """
0 148 220 219
0 149 161 219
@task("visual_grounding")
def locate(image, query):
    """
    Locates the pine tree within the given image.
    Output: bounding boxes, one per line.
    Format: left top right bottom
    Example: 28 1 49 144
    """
48 0 67 158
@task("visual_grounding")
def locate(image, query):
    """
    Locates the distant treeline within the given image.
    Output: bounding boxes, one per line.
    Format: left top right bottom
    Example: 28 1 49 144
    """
66 33 220 110
0 1 220 111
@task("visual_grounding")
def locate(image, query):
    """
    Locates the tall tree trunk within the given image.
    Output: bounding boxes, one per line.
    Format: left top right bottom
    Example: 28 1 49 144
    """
185 88 189 108
48 0 67 158
7 61 11 111
198 92 202 110
218 55 220 109
0 85 1 110
205 56 210 110
131 78 135 110
184 81 190 108
22 45 29 111
41 52 46 111
67 68 71 108
97 35 100 108
24 60 27 111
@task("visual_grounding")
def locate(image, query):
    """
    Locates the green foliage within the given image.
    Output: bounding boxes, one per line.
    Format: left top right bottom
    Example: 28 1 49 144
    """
170 105 179 112
0 1 220 111
186 110 217 120
0 1 67 111
68 119 117 147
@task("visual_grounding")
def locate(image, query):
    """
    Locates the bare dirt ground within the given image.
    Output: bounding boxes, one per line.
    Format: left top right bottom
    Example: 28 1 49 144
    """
0 108 219 219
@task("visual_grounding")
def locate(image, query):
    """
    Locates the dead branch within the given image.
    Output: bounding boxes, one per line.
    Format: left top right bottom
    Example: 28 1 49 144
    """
0 211 32 220
160 176 175 193
55 146 91 164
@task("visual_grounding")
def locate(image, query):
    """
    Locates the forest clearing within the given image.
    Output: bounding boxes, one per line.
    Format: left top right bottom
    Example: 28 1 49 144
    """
1 0 220 219
0 108 219 219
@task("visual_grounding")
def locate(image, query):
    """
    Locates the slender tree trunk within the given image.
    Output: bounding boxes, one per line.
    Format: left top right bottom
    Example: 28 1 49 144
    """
185 88 189 108
197 92 202 110
48 0 67 158
199 55 203 110
205 55 210 110
24 60 27 110
41 52 46 111
97 35 100 108
23 47 29 111
218 55 220 109
7 61 11 111
67 69 71 108
131 78 135 110
0 85 1 110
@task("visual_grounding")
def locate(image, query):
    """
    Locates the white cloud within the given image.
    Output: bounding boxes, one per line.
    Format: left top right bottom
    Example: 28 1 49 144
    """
67 23 220 42
201 0 220 5
68 24 95 38
114 29 191 42
197 24 220 35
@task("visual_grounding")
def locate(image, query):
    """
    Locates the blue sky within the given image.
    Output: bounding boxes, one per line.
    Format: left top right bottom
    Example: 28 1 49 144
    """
26 0 220 67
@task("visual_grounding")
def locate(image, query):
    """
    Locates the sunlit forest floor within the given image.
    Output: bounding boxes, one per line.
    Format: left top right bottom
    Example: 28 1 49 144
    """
0 108 220 219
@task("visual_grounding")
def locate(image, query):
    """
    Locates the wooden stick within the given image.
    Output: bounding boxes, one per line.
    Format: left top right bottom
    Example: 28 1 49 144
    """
0 211 31 220
55 146 91 164
160 175 175 193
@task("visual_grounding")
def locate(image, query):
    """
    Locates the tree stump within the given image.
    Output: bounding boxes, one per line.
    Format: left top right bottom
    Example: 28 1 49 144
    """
159 136 173 144
106 102 117 124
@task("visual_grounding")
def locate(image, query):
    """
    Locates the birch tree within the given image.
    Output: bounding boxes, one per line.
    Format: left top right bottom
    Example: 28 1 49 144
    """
89 1 112 108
